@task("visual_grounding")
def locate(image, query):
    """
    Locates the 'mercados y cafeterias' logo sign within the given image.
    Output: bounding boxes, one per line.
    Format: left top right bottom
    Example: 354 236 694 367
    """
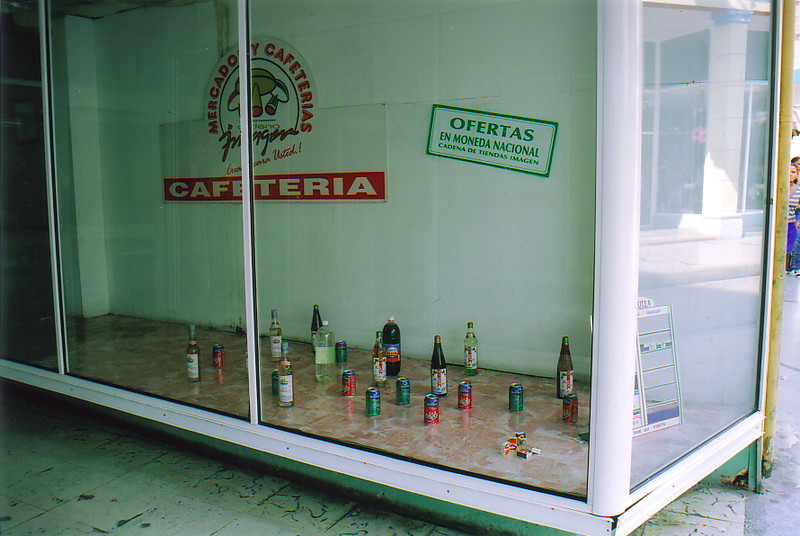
166 38 385 202
207 38 314 164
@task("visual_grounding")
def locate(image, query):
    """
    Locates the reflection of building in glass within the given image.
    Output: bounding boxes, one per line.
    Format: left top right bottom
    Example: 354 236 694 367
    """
643 8 771 237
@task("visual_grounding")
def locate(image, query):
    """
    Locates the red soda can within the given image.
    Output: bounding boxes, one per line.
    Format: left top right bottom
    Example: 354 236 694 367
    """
212 344 225 368
458 381 472 410
342 369 356 397
563 394 578 423
424 394 439 424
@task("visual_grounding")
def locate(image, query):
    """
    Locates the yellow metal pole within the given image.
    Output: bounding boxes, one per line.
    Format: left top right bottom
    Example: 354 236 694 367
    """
763 0 795 477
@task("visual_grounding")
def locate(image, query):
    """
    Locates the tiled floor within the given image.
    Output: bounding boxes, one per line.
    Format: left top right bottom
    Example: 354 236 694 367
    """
631 486 746 536
0 383 472 536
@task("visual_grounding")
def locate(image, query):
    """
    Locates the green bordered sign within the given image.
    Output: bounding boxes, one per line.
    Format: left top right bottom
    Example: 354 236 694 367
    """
426 105 558 176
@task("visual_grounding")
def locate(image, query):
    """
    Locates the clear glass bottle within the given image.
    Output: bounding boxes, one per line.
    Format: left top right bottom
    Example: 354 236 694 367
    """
314 320 336 382
463 321 478 376
277 359 293 407
556 335 574 398
372 330 387 387
269 308 282 362
430 334 447 396
186 323 200 382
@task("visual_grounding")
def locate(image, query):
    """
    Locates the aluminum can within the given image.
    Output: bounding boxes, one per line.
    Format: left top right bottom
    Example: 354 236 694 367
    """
458 381 472 410
271 370 279 396
335 341 348 364
396 377 411 405
562 394 578 423
342 369 356 397
365 387 381 417
509 383 524 412
212 344 225 368
424 394 440 424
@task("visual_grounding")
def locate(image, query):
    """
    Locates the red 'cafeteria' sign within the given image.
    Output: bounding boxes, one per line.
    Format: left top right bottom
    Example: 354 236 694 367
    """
164 172 385 201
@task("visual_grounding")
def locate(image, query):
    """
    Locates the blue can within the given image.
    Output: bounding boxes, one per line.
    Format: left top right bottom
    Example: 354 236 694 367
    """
366 387 381 417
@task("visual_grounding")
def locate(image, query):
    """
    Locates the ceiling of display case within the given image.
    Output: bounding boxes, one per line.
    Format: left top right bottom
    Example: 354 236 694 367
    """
2 0 204 19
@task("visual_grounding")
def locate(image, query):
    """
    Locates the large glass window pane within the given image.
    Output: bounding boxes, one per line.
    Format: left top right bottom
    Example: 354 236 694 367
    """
250 0 597 498
49 0 249 418
634 4 771 488
1 4 58 370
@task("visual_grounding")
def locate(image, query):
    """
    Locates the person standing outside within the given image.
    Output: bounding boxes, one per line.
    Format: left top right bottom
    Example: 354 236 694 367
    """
787 158 800 272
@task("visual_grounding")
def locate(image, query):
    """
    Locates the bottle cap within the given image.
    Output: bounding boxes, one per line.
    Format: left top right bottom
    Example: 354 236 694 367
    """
322 320 329 326
388 315 395 321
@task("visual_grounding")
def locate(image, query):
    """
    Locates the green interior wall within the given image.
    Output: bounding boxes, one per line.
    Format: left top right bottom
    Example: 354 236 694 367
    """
53 0 598 378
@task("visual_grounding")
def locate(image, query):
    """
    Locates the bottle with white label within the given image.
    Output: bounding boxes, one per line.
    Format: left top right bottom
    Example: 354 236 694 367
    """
269 308 282 362
186 323 200 382
430 335 447 396
463 321 478 376
277 358 293 407
556 336 574 398
372 331 387 387
314 320 336 382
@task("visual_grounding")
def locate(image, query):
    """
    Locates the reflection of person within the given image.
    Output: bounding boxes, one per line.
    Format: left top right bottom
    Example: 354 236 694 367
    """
787 158 800 272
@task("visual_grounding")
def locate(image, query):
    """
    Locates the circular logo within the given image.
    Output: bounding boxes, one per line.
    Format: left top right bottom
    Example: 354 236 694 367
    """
206 38 315 163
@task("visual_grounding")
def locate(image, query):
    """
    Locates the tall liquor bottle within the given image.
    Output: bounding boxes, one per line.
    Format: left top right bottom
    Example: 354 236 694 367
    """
372 330 387 387
311 304 322 349
314 320 336 382
463 321 478 376
556 336 574 398
269 308 282 362
430 335 447 396
383 316 401 376
186 323 200 382
277 358 293 407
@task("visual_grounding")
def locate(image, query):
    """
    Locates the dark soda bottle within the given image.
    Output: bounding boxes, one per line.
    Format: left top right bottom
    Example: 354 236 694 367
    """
430 335 447 396
383 315 401 376
311 304 322 348
556 336 574 398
